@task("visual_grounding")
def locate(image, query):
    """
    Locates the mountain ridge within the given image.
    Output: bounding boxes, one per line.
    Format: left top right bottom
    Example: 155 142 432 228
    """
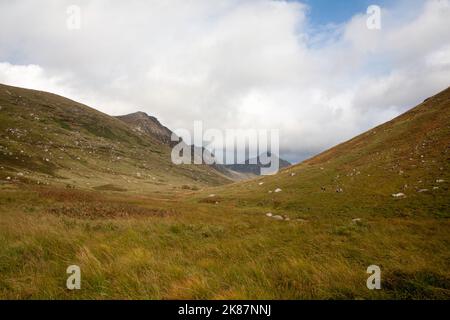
116 111 177 146
0 83 232 191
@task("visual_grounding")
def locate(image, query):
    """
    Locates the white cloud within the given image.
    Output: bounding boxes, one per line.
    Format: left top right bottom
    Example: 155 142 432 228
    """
0 0 449 162
0 62 67 94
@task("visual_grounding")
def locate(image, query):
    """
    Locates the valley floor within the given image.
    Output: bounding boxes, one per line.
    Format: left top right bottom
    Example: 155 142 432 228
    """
0 184 449 299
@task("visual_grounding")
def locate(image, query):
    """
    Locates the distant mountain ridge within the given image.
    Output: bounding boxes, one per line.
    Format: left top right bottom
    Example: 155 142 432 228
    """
225 152 291 175
115 111 292 177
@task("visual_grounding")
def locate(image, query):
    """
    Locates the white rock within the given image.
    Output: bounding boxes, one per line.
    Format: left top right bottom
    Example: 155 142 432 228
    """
392 193 406 198
417 189 429 193
258 182 264 185
208 194 216 197
272 215 284 220
274 188 282 193
6 176 11 180
266 213 273 217
290 173 296 177
352 218 362 223
17 172 24 176
436 179 445 183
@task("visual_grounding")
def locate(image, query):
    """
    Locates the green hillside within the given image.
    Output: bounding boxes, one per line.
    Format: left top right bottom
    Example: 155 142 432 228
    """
0 83 231 193
208 87 450 219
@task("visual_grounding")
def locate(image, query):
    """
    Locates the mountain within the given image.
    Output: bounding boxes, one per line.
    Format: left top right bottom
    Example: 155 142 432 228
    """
212 86 450 218
0 83 232 192
225 152 291 176
116 111 176 146
116 111 287 179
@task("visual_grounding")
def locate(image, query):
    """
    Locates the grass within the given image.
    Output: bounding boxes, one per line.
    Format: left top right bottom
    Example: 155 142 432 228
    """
0 184 449 299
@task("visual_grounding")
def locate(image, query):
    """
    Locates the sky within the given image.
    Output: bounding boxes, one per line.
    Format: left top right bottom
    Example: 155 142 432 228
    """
302 0 390 25
0 0 449 163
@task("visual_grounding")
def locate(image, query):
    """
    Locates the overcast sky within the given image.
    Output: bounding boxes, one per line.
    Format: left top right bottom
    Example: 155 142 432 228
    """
1 0 449 163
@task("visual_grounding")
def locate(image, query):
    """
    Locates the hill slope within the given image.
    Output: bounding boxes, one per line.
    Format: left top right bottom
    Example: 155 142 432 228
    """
207 86 450 218
0 83 231 192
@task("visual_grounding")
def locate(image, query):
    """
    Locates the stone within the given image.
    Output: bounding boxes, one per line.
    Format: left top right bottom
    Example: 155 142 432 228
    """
392 193 406 198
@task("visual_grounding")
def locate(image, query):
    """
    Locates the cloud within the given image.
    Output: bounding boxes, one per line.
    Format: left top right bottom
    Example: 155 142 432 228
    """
0 62 67 93
0 0 449 163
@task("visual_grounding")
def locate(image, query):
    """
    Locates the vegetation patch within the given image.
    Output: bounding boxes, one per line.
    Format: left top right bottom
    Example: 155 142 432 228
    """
93 184 128 192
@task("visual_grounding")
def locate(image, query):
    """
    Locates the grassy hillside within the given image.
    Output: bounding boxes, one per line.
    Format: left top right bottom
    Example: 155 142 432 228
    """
0 85 448 299
0 83 231 192
208 87 450 219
